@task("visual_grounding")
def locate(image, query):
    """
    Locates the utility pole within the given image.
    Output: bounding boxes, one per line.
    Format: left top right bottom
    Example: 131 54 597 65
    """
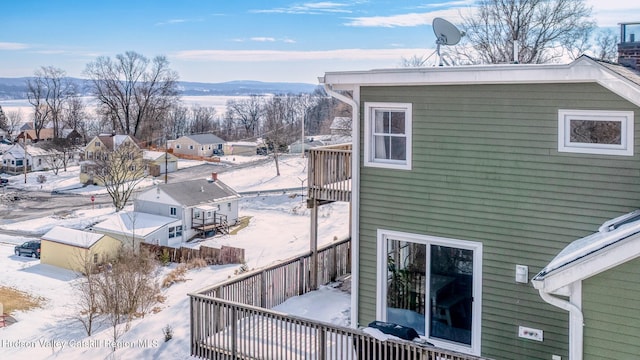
164 137 168 184
21 138 27 184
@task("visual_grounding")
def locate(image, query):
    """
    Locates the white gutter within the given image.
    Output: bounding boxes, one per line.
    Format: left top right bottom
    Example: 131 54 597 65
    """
322 80 360 328
535 282 584 360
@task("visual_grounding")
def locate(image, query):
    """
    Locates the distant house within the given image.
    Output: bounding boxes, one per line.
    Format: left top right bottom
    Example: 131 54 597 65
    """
40 226 121 273
16 128 55 143
135 175 241 240
1 144 55 174
79 134 143 185
92 211 184 249
222 141 257 156
288 138 325 154
168 134 225 157
143 150 179 177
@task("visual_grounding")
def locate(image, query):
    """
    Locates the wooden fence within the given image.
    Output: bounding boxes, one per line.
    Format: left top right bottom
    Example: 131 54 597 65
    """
142 243 244 265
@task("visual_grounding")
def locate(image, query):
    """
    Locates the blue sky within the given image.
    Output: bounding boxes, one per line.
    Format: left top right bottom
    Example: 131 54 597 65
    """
0 0 636 84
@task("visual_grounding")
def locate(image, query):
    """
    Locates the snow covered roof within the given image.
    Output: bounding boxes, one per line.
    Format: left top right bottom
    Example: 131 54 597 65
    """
225 141 257 147
532 210 640 292
143 150 177 161
92 211 181 237
183 134 225 145
41 226 105 249
156 178 241 207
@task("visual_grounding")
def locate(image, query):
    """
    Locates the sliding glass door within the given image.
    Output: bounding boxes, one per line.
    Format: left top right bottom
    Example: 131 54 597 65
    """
378 230 482 355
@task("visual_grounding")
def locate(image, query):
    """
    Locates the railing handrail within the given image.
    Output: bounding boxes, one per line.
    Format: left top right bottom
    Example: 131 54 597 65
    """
191 236 350 297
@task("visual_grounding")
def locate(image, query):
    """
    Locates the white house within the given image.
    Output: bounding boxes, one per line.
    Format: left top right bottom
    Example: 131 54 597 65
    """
1 144 55 174
134 175 242 241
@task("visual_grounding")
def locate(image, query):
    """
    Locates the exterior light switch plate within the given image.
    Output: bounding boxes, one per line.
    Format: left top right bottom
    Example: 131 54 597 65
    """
518 326 543 341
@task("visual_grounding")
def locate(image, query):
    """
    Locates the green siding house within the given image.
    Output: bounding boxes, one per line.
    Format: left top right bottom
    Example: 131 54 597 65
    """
319 55 640 360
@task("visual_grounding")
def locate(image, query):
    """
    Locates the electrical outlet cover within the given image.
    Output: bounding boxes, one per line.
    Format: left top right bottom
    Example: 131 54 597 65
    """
518 326 543 341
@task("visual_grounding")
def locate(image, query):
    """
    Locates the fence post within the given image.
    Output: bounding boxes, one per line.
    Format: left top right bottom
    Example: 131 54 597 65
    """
298 258 305 295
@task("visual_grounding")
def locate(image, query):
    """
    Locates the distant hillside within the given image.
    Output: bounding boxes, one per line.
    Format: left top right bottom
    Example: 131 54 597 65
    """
0 77 319 100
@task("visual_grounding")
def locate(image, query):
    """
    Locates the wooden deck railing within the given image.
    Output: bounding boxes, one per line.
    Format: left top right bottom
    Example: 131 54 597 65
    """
190 297 485 360
308 144 351 203
190 237 486 360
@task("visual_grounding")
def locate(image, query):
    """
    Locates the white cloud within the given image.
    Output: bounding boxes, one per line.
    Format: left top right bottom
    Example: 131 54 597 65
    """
251 37 276 42
251 1 352 14
344 8 465 27
173 48 430 62
0 42 29 50
155 18 203 26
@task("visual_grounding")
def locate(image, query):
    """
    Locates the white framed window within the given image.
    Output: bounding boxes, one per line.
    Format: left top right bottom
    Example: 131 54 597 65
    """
364 102 412 170
170 207 177 216
169 226 176 238
376 229 482 356
189 145 194 150
558 109 634 156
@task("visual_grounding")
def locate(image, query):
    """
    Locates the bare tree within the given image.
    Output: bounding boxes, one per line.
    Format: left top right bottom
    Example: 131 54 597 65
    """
457 0 595 64
84 51 180 139
591 29 618 62
40 138 77 172
0 106 7 134
262 95 300 175
92 247 160 350
166 105 189 140
226 95 264 138
26 66 75 140
63 96 88 143
90 139 146 211
4 109 24 141
189 105 217 134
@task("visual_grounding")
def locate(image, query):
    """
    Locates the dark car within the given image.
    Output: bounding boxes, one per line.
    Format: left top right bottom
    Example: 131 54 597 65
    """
213 149 224 156
0 178 8 186
14 240 41 258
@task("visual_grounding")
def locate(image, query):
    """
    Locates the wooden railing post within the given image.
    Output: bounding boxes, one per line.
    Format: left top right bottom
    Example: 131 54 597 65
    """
231 306 238 357
261 270 267 307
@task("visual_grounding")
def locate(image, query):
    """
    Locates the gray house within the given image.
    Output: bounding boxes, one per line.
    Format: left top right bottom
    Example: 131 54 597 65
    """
168 134 225 157
319 55 640 359
134 175 241 240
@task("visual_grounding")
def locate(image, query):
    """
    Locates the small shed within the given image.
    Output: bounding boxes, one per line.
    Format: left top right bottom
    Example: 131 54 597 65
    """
223 141 257 156
144 150 179 176
40 226 121 273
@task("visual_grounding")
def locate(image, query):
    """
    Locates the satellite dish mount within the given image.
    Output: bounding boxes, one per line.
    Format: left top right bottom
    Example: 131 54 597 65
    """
432 17 463 66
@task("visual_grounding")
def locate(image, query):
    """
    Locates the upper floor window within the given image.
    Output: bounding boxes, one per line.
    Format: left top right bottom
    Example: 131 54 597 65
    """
95 141 101 147
176 144 181 149
170 207 177 216
558 109 634 156
189 145 194 150
364 102 412 170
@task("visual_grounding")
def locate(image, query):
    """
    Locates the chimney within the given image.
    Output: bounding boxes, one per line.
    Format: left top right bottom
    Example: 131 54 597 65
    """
212 172 217 181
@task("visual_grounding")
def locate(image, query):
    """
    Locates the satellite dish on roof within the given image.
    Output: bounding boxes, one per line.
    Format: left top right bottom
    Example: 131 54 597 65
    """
432 17 463 66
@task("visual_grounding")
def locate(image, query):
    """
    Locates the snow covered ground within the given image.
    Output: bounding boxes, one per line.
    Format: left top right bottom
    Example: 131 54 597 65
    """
0 154 351 359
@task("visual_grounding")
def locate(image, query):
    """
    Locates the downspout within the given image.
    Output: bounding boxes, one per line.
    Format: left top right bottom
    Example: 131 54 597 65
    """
322 81 360 328
536 283 584 360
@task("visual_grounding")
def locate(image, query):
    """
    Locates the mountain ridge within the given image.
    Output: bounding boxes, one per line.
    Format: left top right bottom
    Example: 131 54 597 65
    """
0 77 319 100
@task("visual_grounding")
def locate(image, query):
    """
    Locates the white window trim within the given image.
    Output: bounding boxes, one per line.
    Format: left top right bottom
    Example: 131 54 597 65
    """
376 229 483 356
558 109 634 156
364 102 412 170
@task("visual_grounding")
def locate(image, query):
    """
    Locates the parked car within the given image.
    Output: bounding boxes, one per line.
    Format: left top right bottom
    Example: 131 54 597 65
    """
0 178 8 186
213 149 224 156
14 240 41 258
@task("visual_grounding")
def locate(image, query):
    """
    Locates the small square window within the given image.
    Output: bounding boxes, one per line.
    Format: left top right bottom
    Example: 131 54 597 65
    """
558 110 634 156
170 207 177 216
364 102 412 170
